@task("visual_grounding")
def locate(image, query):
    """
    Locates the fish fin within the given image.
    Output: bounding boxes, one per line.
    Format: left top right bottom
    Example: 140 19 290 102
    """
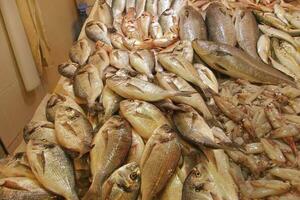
125 83 145 93
36 151 46 174
1 180 30 191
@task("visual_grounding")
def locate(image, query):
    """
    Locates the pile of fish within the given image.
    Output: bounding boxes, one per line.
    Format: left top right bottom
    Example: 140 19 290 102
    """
1 0 300 199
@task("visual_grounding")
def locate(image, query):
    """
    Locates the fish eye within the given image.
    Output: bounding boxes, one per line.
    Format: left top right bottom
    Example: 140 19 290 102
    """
195 171 201 177
130 172 138 180
194 184 203 192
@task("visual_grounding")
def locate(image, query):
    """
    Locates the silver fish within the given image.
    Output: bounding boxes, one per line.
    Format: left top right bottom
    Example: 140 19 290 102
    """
112 0 126 18
159 8 177 34
120 99 170 139
158 0 172 16
85 20 112 45
102 162 141 200
257 34 271 64
235 10 260 60
26 140 78 200
55 106 93 157
23 121 57 144
126 0 136 13
171 0 187 15
58 62 80 79
46 93 85 123
140 124 181 200
0 177 56 200
137 12 151 39
84 115 132 200
179 6 207 41
146 0 158 16
136 0 147 17
69 39 91 66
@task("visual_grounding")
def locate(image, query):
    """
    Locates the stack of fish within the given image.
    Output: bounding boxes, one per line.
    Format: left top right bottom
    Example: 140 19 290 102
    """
1 0 300 199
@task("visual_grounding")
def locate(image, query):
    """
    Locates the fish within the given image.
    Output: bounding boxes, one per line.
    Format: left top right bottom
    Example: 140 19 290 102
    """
156 71 213 120
182 163 212 200
194 63 219 93
269 56 296 80
84 115 132 200
159 9 177 34
106 68 193 101
171 0 187 15
159 174 182 200
192 39 295 86
55 106 93 157
146 0 158 16
58 62 80 78
112 0 126 18
99 85 123 123
281 40 300 64
85 20 112 45
126 130 145 164
69 39 91 66
205 3 236 46
274 4 289 25
157 53 212 97
45 93 85 123
160 40 194 63
0 152 34 179
136 0 147 17
102 162 141 200
0 177 56 200
140 124 181 200
26 140 79 200
178 6 207 41
235 10 260 60
271 38 300 80
73 64 104 109
98 2 113 28
109 49 131 69
110 32 128 50
150 16 163 39
257 34 271 64
88 48 110 80
173 105 223 149
126 0 136 13
120 99 170 139
73 155 91 198
137 12 151 39
129 50 155 78
258 24 300 50
158 0 172 16
253 10 300 36
23 121 57 144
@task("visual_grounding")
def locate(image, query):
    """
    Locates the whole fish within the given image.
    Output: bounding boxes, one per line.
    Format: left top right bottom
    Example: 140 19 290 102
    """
140 124 181 200
136 0 147 17
55 106 93 157
45 93 85 123
58 62 79 78
69 39 91 66
235 10 260 60
272 38 300 80
173 105 222 149
26 140 78 200
99 85 123 123
257 34 271 64
126 130 145 164
258 24 300 50
150 16 163 39
0 152 34 179
129 50 155 78
192 39 295 86
112 0 126 18
156 71 213 120
102 162 141 200
88 48 110 79
73 64 103 109
137 12 151 39
206 3 236 46
146 0 158 16
253 10 300 36
98 2 113 28
120 99 170 139
23 121 57 144
157 53 212 97
182 163 212 200
83 115 132 200
158 0 172 16
285 11 300 29
159 9 177 34
179 6 207 41
274 4 289 25
194 63 219 93
109 49 131 69
0 177 56 200
85 20 111 45
106 68 192 101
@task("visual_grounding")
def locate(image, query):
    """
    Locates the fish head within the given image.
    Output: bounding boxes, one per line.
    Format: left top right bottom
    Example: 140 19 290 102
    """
116 162 141 192
58 62 79 78
120 99 144 114
55 106 82 123
23 121 54 143
192 40 220 57
46 94 66 122
153 124 178 143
